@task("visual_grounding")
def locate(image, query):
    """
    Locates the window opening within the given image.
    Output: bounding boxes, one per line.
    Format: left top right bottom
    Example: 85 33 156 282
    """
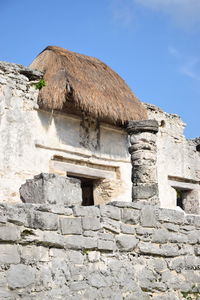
67 175 96 206
175 188 190 210
176 189 184 209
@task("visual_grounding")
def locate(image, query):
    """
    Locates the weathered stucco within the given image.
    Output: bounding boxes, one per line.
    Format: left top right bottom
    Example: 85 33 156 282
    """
0 61 132 204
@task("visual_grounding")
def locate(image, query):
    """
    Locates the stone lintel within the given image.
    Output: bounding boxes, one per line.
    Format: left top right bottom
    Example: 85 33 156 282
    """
126 120 159 134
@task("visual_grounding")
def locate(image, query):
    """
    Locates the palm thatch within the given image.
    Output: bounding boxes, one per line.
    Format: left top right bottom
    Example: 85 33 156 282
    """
29 46 147 124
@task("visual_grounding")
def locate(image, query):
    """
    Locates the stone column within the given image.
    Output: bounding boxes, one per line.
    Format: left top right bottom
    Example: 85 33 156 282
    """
126 120 159 205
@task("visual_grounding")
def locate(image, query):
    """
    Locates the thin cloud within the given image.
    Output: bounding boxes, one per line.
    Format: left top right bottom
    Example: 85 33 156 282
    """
180 58 200 81
168 46 181 59
168 46 200 81
110 0 135 26
135 0 200 30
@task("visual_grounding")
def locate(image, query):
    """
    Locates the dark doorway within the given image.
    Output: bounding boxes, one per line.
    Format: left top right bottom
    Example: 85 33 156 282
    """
67 175 95 206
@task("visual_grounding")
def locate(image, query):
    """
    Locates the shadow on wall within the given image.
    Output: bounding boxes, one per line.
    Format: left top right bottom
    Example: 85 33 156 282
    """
37 110 130 158
37 110 53 131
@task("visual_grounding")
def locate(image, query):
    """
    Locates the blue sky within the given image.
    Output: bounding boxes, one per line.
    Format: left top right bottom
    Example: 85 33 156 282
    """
0 0 199 138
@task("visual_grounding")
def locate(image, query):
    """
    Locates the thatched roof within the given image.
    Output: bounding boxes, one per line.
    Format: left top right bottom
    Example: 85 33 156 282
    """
29 46 147 124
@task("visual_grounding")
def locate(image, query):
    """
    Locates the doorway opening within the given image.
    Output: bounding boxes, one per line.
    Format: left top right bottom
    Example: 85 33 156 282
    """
67 175 96 206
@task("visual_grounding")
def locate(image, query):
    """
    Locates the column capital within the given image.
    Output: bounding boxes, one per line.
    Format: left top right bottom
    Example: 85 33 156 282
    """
126 120 159 134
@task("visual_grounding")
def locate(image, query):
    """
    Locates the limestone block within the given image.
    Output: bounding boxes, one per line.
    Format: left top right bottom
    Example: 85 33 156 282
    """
48 205 73 215
167 231 188 244
158 208 185 224
73 206 100 217
83 230 97 237
138 242 162 256
184 255 200 271
0 224 20 242
195 246 200 256
147 257 167 273
20 245 49 263
151 228 170 243
120 223 136 234
121 208 140 225
66 250 84 264
97 232 114 241
164 223 179 232
65 236 97 250
82 216 101 231
26 210 58 230
88 251 100 262
178 244 194 255
101 217 120 233
88 273 107 288
60 217 82 235
136 267 166 292
185 215 200 228
100 205 121 220
0 290 16 300
140 206 158 227
160 244 179 257
132 184 158 200
168 257 186 272
116 235 138 251
6 205 27 226
0 244 20 264
19 173 82 206
42 231 65 248
64 236 84 250
136 227 154 242
97 239 116 251
7 264 36 289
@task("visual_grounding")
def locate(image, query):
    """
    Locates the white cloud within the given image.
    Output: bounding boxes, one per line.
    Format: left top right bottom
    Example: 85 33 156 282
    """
135 0 200 30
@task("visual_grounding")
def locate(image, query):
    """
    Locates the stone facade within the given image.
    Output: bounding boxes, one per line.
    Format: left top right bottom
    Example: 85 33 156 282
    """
1 61 200 212
0 201 199 299
0 61 132 205
146 104 200 213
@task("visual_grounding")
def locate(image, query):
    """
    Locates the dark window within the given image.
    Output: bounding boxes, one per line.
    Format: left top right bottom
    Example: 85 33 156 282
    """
67 175 95 206
176 189 184 209
175 188 191 210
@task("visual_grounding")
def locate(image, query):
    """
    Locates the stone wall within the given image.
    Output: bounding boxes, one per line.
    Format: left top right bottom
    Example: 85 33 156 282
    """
0 201 199 299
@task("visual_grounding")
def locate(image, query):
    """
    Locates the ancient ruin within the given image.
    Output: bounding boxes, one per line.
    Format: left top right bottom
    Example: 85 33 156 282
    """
0 46 200 299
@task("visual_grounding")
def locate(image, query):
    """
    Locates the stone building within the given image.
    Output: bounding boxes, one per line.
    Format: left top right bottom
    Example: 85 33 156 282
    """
0 46 146 206
0 45 200 214
0 46 200 299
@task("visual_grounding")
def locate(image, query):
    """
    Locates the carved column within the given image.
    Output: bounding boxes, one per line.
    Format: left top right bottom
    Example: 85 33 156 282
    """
126 120 159 205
